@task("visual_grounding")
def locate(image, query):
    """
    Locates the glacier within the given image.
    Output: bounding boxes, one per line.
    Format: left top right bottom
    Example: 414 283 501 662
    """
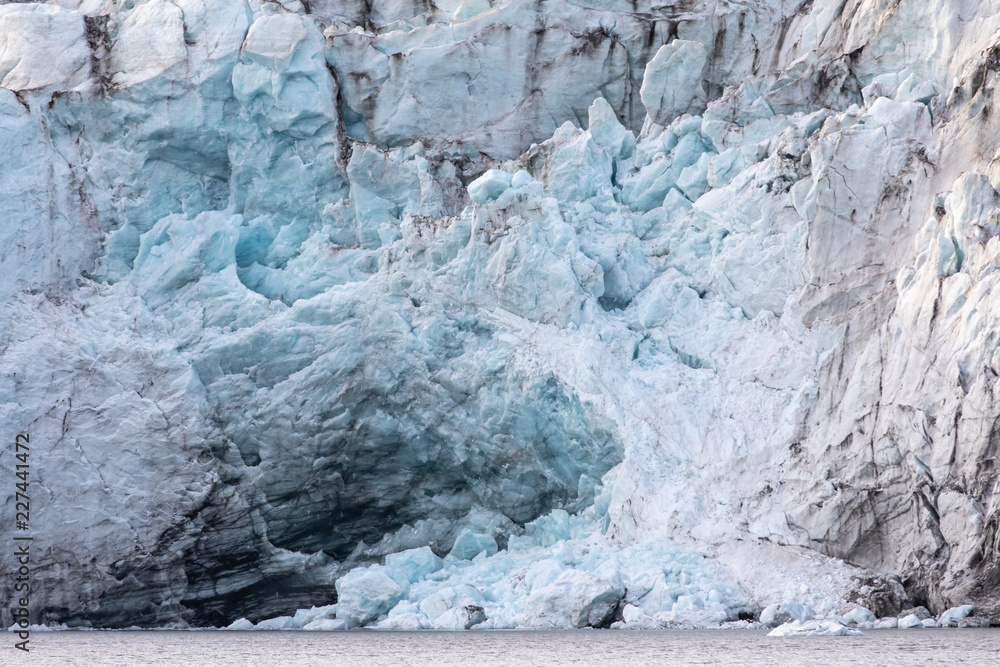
2 0 1000 630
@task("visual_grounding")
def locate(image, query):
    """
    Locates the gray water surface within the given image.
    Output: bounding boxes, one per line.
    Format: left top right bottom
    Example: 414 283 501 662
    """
3 629 998 666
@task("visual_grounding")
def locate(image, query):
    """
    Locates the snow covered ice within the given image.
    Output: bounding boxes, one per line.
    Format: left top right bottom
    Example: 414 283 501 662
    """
3 0 1000 631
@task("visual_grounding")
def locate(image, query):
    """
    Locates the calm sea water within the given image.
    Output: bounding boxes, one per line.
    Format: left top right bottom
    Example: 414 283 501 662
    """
2 629 997 666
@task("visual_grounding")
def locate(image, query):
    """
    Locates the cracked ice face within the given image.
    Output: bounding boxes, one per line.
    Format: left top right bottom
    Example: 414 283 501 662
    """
4 0 1000 629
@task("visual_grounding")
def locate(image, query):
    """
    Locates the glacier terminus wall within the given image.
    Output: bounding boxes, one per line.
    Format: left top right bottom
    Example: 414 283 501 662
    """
3 0 1000 629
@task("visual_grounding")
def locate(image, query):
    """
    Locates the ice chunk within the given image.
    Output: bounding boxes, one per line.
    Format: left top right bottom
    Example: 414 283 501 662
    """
448 530 499 560
385 547 445 583
0 4 90 91
523 569 624 629
335 566 410 627
945 173 1000 247
707 148 744 188
874 617 899 629
588 97 636 160
242 14 309 65
620 158 680 212
254 616 296 630
173 0 251 73
640 41 707 126
842 606 876 626
417 584 485 622
388 613 430 630
938 605 975 627
673 594 705 612
759 602 815 628
667 593 730 627
511 170 534 189
520 508 575 547
861 71 907 105
921 618 940 628
302 618 350 631
523 559 567 591
537 123 615 202
767 620 863 637
293 604 337 628
418 593 451 622
111 0 188 87
225 618 254 631
431 605 487 630
621 603 660 629
676 152 712 201
630 574 674 615
898 614 923 628
894 73 939 106
621 123 711 211
468 169 513 204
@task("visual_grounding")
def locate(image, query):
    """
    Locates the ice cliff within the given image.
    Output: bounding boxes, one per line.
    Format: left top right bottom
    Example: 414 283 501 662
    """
3 0 1000 629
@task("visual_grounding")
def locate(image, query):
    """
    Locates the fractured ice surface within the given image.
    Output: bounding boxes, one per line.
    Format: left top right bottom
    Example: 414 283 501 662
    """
4 0 1000 629
244 509 751 631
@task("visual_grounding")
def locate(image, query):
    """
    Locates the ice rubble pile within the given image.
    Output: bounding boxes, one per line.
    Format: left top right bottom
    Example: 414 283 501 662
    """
3 0 1000 628
232 509 750 631
764 602 989 636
